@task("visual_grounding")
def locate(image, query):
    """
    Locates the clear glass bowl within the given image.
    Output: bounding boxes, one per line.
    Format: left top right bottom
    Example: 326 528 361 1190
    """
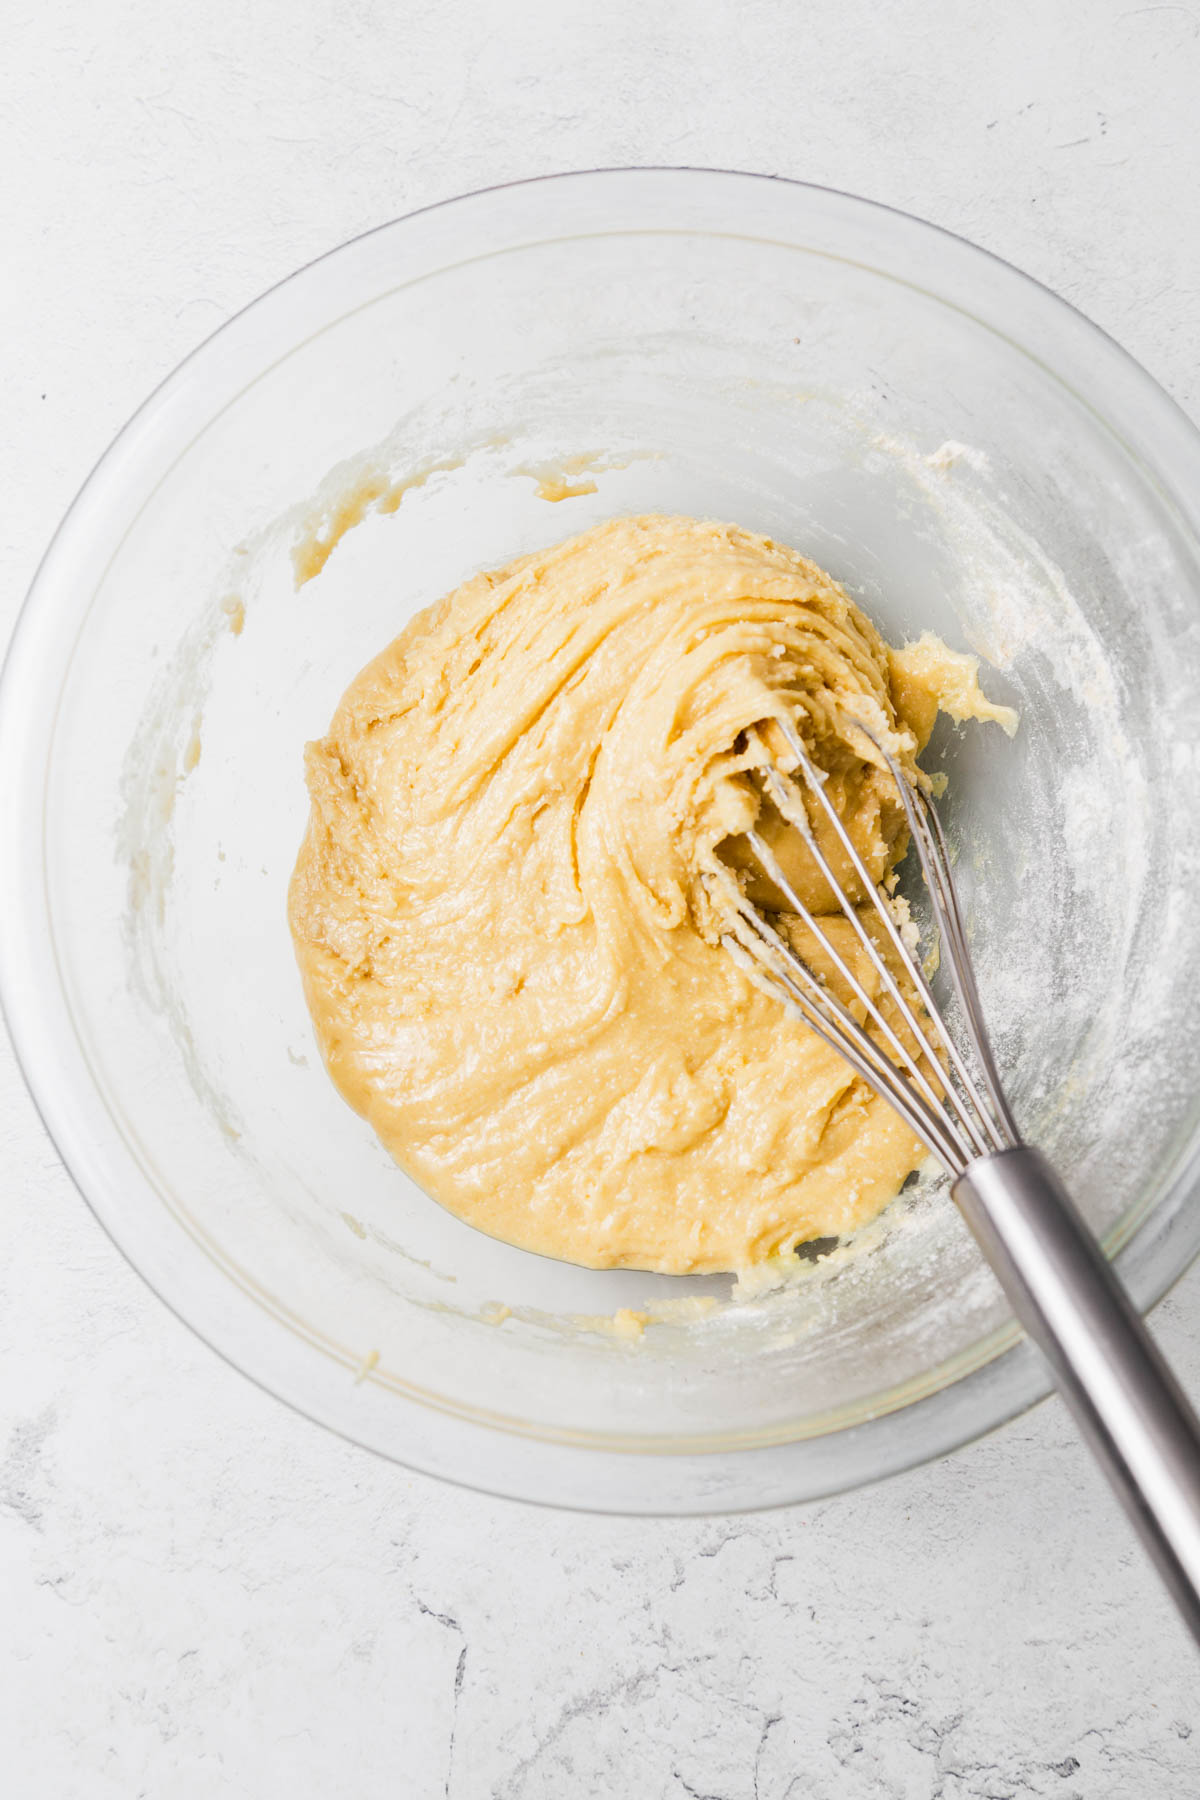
5 168 1200 1513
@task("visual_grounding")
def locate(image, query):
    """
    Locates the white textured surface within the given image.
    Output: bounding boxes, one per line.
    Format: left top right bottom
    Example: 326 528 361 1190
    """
4 2 1200 1791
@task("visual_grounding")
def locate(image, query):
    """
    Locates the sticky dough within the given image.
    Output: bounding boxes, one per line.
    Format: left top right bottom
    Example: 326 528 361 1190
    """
289 515 1015 1273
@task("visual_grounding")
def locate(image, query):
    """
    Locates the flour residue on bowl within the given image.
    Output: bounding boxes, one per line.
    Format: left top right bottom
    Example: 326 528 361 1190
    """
117 575 254 1143
862 428 1161 1253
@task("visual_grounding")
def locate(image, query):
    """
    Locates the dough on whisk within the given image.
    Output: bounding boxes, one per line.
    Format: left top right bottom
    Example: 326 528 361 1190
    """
289 515 1014 1273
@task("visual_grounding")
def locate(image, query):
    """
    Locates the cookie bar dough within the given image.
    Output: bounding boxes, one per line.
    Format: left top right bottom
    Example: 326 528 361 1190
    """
289 515 1013 1272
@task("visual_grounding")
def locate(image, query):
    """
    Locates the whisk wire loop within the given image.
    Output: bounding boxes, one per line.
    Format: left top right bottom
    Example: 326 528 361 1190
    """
721 718 1018 1178
719 872 972 1172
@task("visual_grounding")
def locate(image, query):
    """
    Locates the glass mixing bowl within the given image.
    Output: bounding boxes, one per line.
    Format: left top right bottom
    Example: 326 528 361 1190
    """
5 169 1200 1513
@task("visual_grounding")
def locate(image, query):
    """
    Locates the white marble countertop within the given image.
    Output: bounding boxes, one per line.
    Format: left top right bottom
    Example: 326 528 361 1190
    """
5 2 1200 1792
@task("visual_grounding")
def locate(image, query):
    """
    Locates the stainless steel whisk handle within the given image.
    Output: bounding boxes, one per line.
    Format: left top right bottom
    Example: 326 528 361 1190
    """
955 1146 1200 1647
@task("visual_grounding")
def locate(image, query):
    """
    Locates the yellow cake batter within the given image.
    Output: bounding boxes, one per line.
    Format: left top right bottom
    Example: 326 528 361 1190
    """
289 515 1014 1273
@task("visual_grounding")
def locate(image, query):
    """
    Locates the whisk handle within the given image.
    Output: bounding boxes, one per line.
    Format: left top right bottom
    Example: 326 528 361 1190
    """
954 1145 1200 1649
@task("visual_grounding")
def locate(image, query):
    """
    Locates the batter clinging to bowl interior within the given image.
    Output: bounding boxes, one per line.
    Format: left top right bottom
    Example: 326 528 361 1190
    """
288 514 1015 1274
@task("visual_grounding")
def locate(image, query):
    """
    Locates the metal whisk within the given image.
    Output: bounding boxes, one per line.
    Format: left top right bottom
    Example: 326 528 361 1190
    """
720 716 1200 1647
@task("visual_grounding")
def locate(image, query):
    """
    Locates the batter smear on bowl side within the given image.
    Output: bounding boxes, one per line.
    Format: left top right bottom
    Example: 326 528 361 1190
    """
289 515 1015 1272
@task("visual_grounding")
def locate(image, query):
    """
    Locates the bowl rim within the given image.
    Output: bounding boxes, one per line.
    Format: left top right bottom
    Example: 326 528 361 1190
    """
5 164 1200 1514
